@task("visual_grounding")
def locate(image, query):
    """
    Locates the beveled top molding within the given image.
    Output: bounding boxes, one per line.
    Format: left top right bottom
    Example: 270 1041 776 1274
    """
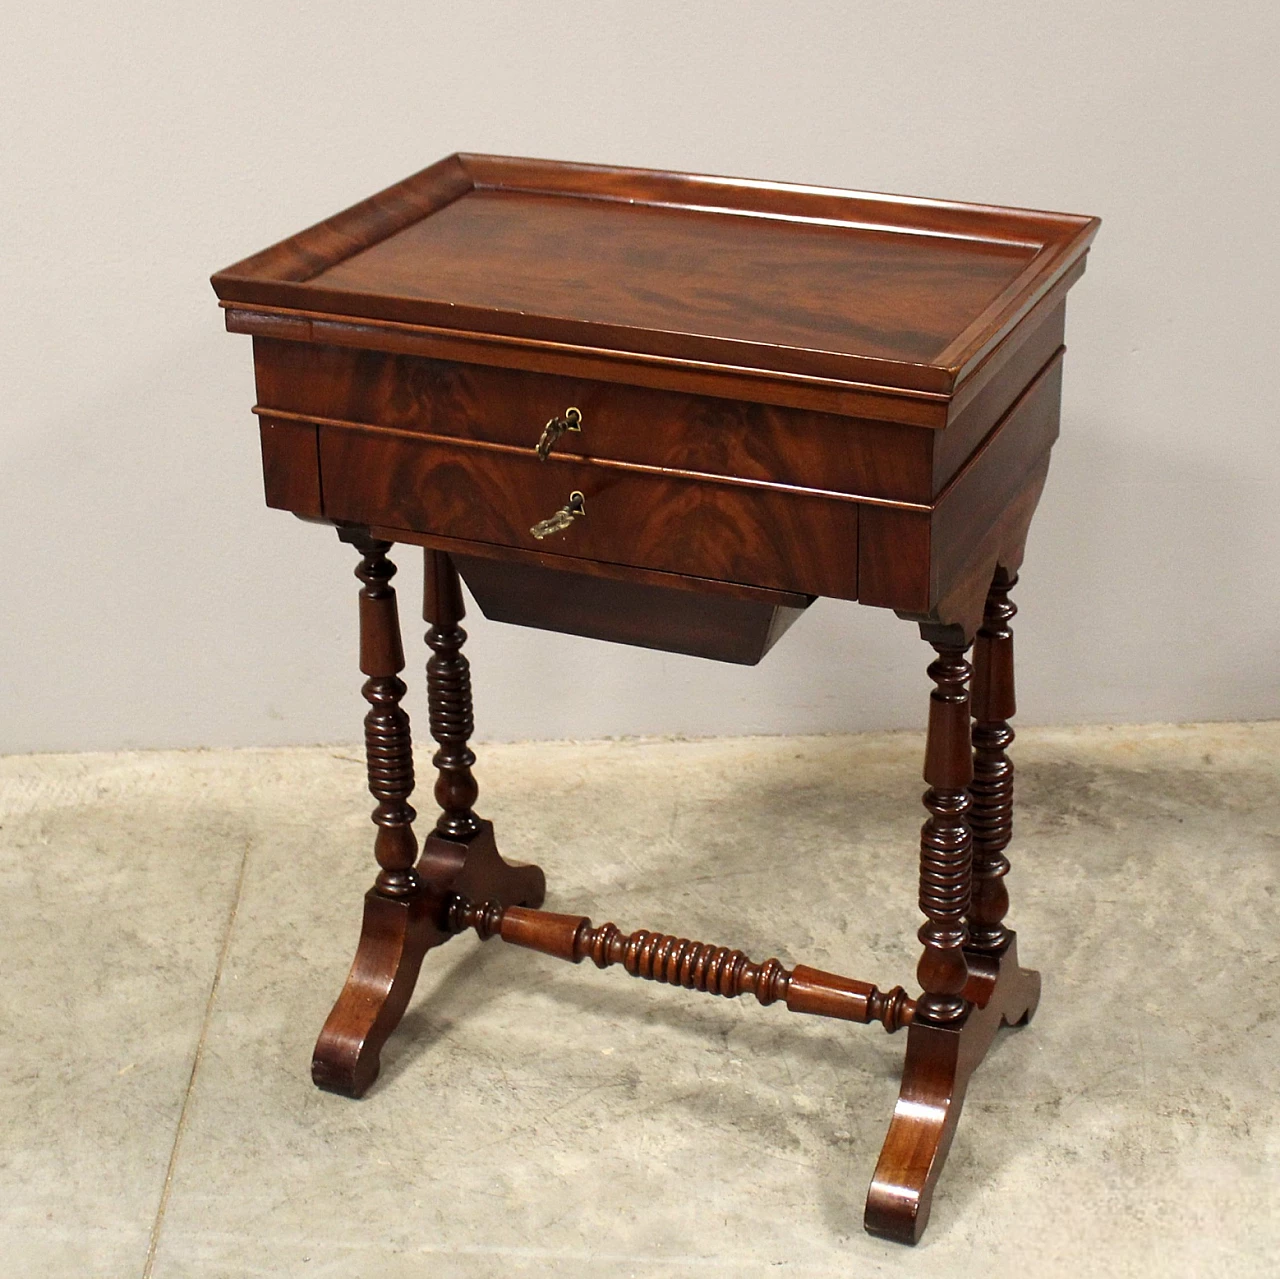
212 153 1099 423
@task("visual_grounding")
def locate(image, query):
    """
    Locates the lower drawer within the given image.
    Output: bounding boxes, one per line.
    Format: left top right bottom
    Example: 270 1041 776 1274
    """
319 426 860 599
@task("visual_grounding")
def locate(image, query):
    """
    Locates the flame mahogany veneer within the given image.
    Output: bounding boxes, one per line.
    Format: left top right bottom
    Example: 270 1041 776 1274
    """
213 155 1098 1245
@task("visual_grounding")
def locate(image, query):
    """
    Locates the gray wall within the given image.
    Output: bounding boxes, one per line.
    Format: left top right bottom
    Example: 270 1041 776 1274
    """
4 2 1277 753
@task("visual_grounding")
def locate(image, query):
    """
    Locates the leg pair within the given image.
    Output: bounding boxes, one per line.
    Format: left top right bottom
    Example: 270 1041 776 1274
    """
310 532 543 1098
865 567 1040 1242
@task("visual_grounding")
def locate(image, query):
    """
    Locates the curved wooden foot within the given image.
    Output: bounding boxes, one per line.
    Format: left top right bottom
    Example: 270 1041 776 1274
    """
864 934 1039 1244
311 888 441 1098
312 820 545 1098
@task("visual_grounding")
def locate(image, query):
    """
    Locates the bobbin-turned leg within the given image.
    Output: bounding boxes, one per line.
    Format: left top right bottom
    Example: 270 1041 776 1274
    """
417 551 545 910
967 569 1040 1022
866 627 1040 1244
313 532 437 1099
866 640 975 1243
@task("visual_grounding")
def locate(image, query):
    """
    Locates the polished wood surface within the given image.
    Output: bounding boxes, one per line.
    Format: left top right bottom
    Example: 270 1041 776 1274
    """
914 644 975 1027
251 292 1063 503
213 153 1098 402
423 551 481 841
253 285 1064 626
251 336 932 500
258 417 321 517
312 538 545 1098
453 554 810 665
214 155 1095 1244
858 352 1061 623
311 820 547 1100
969 570 1019 954
865 934 1041 1244
313 189 1035 369
312 535 424 1095
447 897 914 1032
350 533 419 898
319 424 862 599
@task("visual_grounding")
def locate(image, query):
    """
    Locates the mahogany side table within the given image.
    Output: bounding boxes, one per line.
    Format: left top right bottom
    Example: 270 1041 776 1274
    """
211 154 1098 1245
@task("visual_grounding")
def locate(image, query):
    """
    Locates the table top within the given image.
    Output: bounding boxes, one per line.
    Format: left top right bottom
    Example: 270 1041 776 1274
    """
212 154 1099 399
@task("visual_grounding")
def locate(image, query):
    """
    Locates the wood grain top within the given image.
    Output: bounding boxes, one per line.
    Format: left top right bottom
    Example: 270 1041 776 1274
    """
213 153 1098 399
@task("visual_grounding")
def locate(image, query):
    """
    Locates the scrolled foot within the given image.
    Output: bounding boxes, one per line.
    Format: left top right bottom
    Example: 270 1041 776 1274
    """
864 935 1039 1244
312 820 545 1099
311 889 442 1098
864 1017 967 1244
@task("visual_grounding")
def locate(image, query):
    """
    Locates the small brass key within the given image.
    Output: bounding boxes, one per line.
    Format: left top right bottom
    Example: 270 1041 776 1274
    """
530 490 586 540
535 407 582 461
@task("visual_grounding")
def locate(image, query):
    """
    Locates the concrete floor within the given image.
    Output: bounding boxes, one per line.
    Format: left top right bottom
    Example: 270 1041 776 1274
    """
1 723 1277 1278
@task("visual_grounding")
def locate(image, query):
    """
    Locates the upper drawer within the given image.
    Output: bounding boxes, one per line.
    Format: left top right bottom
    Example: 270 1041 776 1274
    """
253 338 933 504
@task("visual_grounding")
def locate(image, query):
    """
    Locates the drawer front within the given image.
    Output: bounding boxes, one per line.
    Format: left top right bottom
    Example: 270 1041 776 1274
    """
255 338 933 503
319 426 859 600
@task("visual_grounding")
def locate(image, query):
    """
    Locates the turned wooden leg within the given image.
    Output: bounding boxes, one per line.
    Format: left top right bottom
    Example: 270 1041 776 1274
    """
423 549 481 841
913 643 975 1027
968 567 1040 1018
312 533 441 1098
866 625 1041 1244
969 570 1031 977
418 551 546 906
865 640 975 1242
313 542 545 1099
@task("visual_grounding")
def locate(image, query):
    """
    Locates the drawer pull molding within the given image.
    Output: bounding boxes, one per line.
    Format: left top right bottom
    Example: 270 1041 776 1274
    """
535 406 583 460
530 490 587 540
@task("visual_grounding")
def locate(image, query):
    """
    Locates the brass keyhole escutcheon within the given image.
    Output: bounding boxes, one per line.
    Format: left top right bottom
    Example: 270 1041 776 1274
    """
535 406 583 461
530 490 586 540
